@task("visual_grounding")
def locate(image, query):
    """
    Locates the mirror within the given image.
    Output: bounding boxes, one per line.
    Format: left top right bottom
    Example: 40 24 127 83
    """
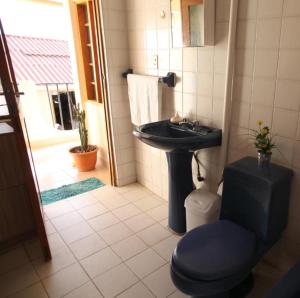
171 0 214 48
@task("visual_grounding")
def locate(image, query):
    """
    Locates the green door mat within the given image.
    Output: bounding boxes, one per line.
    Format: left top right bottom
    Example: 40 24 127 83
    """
41 177 105 205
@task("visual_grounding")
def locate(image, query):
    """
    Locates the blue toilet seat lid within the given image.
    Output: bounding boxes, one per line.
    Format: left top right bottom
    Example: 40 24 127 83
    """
172 220 257 281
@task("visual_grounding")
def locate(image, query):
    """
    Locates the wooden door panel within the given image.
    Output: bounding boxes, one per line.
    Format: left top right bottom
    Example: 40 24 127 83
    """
0 19 51 260
0 133 25 189
0 186 35 245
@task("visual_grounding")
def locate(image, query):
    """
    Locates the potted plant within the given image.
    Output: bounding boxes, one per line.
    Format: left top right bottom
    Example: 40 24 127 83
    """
69 104 98 171
251 120 276 167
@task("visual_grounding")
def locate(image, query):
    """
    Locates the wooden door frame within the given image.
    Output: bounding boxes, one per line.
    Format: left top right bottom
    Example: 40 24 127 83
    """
181 0 203 46
0 19 51 260
92 0 117 186
68 0 117 186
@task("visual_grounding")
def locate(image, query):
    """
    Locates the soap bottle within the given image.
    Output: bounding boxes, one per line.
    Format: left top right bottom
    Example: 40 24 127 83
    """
170 112 183 124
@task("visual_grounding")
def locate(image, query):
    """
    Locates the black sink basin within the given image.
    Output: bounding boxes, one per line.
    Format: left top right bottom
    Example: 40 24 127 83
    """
133 120 222 151
133 120 222 234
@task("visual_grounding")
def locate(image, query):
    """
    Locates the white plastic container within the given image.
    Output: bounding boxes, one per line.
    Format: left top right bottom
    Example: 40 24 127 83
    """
185 189 221 231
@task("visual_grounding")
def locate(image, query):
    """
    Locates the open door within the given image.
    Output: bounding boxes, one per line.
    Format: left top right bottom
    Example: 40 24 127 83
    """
0 19 51 260
69 0 117 186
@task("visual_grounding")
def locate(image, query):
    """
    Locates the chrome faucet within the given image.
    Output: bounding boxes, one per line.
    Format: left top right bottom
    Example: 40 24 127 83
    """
178 118 200 130
178 118 194 128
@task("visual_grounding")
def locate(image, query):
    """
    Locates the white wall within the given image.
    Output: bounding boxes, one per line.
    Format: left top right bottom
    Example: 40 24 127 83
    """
125 0 230 199
228 0 300 266
101 0 137 186
86 101 110 167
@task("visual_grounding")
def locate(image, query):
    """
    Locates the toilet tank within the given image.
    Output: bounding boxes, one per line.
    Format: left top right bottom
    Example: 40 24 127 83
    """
221 157 293 246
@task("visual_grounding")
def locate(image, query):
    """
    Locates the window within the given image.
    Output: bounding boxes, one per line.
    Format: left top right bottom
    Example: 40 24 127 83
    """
76 0 102 102
51 91 76 130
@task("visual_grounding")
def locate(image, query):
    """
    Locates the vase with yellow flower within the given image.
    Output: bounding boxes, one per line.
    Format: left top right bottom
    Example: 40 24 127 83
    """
251 120 276 167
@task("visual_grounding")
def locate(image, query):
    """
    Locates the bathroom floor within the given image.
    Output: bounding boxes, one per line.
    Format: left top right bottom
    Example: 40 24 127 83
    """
32 142 111 192
0 182 281 298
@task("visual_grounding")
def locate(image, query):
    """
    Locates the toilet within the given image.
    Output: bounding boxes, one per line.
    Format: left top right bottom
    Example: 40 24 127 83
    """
171 157 293 298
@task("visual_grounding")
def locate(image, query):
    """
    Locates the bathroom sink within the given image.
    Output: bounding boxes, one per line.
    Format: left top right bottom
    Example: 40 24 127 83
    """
133 120 222 234
133 120 222 151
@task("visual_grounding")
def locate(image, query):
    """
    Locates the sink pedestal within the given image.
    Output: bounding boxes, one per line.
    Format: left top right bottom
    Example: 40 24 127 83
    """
166 150 194 234
133 120 222 233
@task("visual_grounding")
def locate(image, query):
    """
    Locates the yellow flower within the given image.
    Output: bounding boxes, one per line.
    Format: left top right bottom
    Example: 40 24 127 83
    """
257 120 263 126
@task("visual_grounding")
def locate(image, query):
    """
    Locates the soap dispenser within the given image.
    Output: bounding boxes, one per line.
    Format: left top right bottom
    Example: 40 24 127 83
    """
170 112 183 124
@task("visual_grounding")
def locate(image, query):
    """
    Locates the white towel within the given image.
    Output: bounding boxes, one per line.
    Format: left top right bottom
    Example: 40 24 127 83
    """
127 74 162 126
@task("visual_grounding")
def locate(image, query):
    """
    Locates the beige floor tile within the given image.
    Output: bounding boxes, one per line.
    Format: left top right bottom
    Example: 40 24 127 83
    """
78 203 108 220
24 238 44 261
69 233 107 260
80 247 122 278
115 183 146 194
42 263 89 298
39 171 75 191
159 218 169 228
43 201 74 219
45 220 56 235
0 264 39 297
33 246 76 278
64 281 103 298
0 246 29 275
133 196 163 211
116 282 155 298
137 224 172 246
93 264 138 298
47 233 67 253
143 264 176 298
65 167 109 184
112 204 142 221
59 221 94 244
168 290 189 297
152 236 180 261
124 213 156 233
44 213 49 221
91 185 118 198
100 195 129 210
68 193 99 210
8 282 48 298
2 180 281 298
125 248 166 278
98 222 133 245
111 235 148 261
39 179 75 192
146 205 168 221
122 189 151 202
50 211 84 231
88 212 120 231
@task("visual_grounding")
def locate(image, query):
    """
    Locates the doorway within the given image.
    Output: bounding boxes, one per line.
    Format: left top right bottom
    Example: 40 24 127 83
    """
0 19 51 258
0 0 116 195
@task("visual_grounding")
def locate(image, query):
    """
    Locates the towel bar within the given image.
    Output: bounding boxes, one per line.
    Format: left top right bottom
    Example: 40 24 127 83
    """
122 68 176 88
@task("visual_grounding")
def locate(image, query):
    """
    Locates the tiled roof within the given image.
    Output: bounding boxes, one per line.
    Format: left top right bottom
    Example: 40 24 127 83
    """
6 35 73 84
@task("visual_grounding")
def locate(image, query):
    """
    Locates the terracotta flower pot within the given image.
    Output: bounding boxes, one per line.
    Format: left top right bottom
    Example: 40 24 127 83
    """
69 145 98 172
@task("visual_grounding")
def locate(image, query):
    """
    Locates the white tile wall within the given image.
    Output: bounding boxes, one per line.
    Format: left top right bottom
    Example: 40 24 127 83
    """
102 0 136 186
124 0 230 199
103 0 300 269
230 0 300 262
